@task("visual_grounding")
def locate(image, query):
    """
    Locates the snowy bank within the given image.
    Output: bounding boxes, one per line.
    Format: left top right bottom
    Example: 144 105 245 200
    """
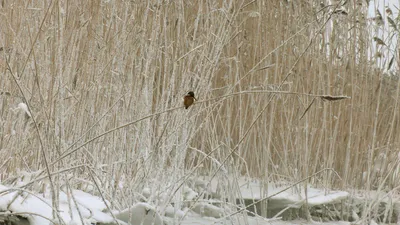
0 184 122 225
1 174 399 225
209 177 349 209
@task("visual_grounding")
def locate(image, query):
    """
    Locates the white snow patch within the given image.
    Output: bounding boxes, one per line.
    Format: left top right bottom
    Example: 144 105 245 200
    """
192 202 225 218
210 177 349 209
164 204 185 218
70 189 109 211
0 185 121 225
17 103 31 117
115 202 163 225
183 185 198 201
142 187 151 199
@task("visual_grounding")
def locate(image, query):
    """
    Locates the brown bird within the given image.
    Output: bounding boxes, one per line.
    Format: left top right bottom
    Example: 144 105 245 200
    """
183 91 197 109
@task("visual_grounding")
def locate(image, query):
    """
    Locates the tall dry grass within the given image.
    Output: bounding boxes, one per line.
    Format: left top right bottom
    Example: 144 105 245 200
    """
0 0 399 222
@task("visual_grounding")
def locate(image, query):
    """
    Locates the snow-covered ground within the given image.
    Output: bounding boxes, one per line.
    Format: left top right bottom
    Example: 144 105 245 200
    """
0 184 118 225
208 177 349 209
0 174 398 225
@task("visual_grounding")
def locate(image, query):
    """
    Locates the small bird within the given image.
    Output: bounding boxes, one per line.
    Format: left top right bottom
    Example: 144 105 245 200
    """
183 91 197 109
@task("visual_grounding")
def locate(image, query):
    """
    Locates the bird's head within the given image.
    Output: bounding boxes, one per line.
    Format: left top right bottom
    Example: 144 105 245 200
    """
187 91 196 100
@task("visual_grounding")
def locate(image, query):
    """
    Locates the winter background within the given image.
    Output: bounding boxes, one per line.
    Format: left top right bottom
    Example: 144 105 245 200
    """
0 0 400 225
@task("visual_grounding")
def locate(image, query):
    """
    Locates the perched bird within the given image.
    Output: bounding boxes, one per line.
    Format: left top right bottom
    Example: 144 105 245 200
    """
183 91 197 109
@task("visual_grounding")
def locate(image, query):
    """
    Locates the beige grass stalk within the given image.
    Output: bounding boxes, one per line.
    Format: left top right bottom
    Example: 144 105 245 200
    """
5 59 60 222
